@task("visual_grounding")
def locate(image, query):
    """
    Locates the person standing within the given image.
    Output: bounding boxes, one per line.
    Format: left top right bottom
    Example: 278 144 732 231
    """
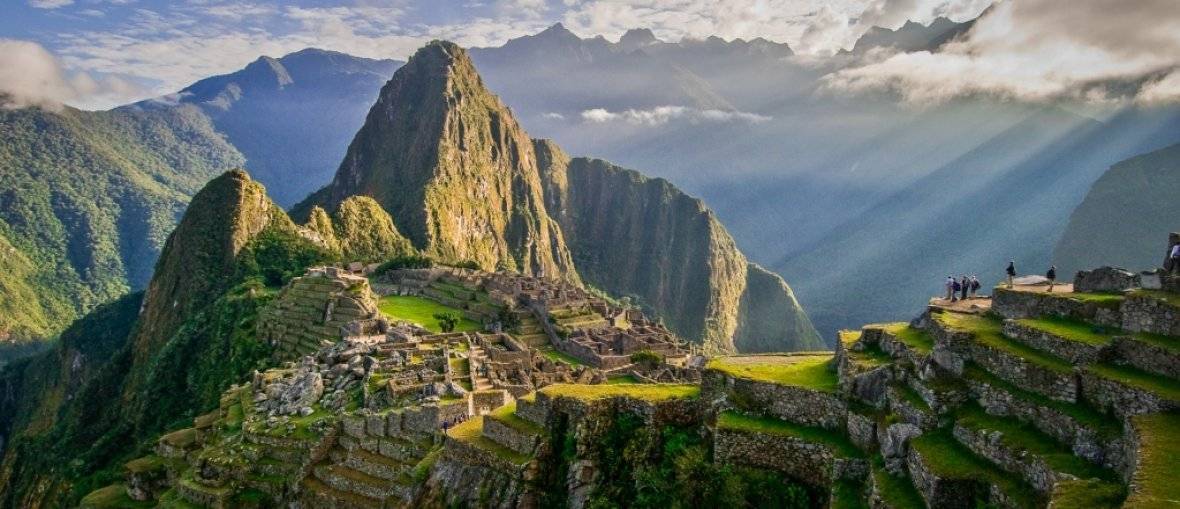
960 275 970 301
1171 243 1180 274
970 275 981 298
1047 265 1057 293
945 275 955 301
1006 260 1016 288
952 277 961 302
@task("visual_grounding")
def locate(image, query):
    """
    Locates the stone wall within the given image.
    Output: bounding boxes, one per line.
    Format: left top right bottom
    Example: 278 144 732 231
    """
713 427 867 487
1079 370 1177 418
1120 293 1180 336
992 289 1122 327
1112 336 1180 379
259 271 380 361
1074 267 1138 294
1000 320 1109 365
701 370 847 430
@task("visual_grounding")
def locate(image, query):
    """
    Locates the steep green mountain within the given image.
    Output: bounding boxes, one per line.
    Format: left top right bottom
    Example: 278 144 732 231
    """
134 49 402 207
0 104 244 360
294 41 580 281
319 195 416 263
300 41 819 352
0 170 332 507
1054 142 1180 276
534 141 820 352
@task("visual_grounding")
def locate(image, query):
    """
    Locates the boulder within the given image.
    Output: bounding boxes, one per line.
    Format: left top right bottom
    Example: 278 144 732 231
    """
1074 266 1138 293
274 372 324 415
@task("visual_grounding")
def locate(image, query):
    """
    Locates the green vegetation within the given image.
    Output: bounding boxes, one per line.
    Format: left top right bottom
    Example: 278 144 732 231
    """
1049 479 1126 509
433 312 461 333
706 354 837 392
830 479 868 509
910 429 1039 507
582 411 816 508
955 403 1118 481
607 374 640 384
329 195 416 263
871 458 925 509
447 416 531 465
487 402 544 435
630 350 662 369
377 295 479 333
538 346 587 366
963 363 1122 438
1130 331 1180 353
891 383 931 412
716 411 864 458
539 383 700 402
78 484 155 509
1064 292 1125 309
935 313 1073 373
883 323 934 353
1125 412 1180 507
374 255 434 274
847 344 892 369
1130 289 1180 309
1087 362 1180 402
1016 316 1117 346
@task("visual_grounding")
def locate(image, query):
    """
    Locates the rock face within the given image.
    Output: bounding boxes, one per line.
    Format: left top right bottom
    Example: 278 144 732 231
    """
307 196 416 263
300 41 819 352
535 141 821 352
1074 266 1139 294
296 41 578 281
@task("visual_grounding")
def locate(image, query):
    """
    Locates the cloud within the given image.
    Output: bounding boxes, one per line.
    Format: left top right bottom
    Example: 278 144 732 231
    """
28 0 73 8
580 106 770 126
0 39 145 110
820 0 1180 104
542 112 566 120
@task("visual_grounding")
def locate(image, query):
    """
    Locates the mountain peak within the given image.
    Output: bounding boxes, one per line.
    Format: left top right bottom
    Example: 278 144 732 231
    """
539 22 576 38
618 28 659 52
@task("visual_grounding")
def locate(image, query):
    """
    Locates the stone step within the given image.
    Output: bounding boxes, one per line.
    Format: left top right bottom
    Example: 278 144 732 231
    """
1110 333 1180 380
176 476 232 509
932 313 1079 403
342 447 410 481
481 404 544 457
906 429 1040 508
962 363 1129 474
299 476 383 509
314 463 404 500
951 403 1120 494
1000 318 1115 365
446 416 533 468
1080 362 1180 418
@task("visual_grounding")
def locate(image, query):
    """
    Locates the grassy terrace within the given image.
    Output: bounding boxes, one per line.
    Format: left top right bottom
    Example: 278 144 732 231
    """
910 429 1039 507
1129 331 1180 354
487 402 544 435
935 313 1073 373
446 416 530 465
706 353 838 393
79 484 155 509
716 411 863 458
884 323 934 354
1016 316 1118 346
538 346 587 366
955 403 1118 482
1050 479 1126 509
538 383 700 402
830 479 869 509
1087 362 1180 402
963 363 1122 438
871 457 925 509
1130 289 1180 308
377 295 480 333
891 383 932 412
1126 412 1180 507
1065 291 1126 309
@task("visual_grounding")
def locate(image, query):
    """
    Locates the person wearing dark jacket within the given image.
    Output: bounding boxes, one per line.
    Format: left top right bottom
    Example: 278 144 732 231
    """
1046 265 1057 293
960 275 970 301
1006 260 1016 288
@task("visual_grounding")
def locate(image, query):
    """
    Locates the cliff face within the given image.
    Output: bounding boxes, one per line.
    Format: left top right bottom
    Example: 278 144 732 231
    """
1053 142 1180 276
296 41 578 281
535 140 821 352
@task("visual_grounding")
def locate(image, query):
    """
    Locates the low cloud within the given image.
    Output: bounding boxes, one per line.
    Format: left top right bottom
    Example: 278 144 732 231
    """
821 0 1180 104
580 106 770 126
28 0 73 9
0 39 145 110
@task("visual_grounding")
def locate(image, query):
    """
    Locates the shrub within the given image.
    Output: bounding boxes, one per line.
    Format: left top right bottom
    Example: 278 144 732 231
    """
433 312 460 333
630 350 662 370
374 255 434 275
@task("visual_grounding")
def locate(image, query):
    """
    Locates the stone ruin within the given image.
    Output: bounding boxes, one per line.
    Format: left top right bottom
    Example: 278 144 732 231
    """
257 267 380 361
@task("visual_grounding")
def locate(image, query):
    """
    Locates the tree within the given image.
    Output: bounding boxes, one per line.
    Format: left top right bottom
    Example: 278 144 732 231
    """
433 312 460 333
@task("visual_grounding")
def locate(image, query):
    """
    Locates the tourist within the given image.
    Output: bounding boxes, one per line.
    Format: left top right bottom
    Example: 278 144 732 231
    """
945 276 955 301
951 277 961 302
1171 243 1180 274
1047 265 1057 293
1006 260 1016 288
970 275 981 298
960 275 970 301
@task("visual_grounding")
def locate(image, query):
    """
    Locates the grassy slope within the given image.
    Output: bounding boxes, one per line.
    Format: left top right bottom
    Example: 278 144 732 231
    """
707 354 837 392
377 295 480 333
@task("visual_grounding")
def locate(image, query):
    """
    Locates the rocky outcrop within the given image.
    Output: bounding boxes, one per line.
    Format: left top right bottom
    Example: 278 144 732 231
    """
326 196 416 263
535 141 820 352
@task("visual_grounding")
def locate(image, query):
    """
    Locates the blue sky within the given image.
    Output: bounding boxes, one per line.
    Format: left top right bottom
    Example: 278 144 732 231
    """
1 0 1175 110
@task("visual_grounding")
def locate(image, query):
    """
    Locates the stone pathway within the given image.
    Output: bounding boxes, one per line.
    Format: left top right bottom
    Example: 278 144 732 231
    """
467 344 494 391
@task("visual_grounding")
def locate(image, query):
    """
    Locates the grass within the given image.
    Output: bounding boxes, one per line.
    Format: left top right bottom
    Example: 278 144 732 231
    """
1130 331 1180 354
716 410 863 458
963 363 1122 438
487 402 544 435
1016 316 1117 346
539 383 700 402
884 323 934 354
1130 289 1180 308
1050 479 1125 508
935 313 1073 373
447 416 531 465
1066 292 1126 309
377 295 479 333
1125 412 1180 507
706 354 838 393
124 455 165 474
79 484 155 509
538 346 587 366
955 403 1117 481
871 457 925 509
891 383 931 412
838 330 861 348
1087 362 1180 402
910 429 1039 507
155 489 202 509
830 479 869 509
847 344 892 369
607 374 640 384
